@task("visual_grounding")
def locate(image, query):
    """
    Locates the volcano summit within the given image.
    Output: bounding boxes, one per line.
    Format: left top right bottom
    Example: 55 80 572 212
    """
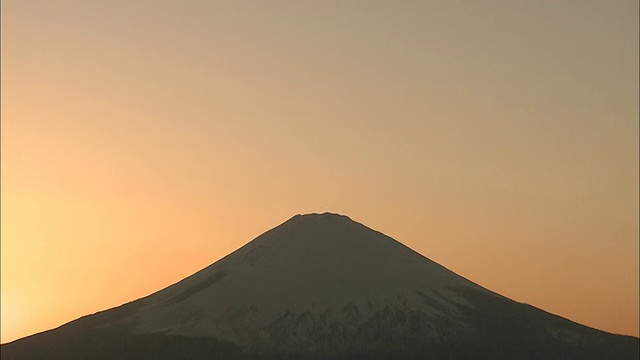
2 213 638 359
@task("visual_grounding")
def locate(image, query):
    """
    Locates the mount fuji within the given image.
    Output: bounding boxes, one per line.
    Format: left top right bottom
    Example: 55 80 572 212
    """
2 213 638 359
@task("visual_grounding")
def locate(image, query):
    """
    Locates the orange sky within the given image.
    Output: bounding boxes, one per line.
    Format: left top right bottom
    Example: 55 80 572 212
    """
1 0 638 343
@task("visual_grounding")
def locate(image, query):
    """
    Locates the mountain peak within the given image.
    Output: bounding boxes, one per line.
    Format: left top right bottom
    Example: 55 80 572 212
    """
270 212 371 244
289 212 354 222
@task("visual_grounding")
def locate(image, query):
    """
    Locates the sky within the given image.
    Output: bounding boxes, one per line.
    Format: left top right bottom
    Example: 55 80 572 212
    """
1 0 638 343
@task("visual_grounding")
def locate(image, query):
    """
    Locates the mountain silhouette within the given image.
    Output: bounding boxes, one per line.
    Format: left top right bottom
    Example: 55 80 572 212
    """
2 213 638 359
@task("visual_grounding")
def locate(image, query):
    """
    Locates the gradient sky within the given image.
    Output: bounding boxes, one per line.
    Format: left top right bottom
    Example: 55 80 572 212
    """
1 0 638 343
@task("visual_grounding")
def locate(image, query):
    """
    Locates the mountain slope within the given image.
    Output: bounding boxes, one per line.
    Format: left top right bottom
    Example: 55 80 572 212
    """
2 213 638 359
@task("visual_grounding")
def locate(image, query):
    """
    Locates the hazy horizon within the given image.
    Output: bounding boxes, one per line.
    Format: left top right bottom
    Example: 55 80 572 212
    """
2 0 638 343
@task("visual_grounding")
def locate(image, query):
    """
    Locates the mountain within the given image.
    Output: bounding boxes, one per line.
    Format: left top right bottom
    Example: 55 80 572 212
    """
2 213 638 359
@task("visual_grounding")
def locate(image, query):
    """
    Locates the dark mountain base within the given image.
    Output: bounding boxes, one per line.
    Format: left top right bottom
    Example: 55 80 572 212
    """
3 328 637 360
3 285 638 360
3 286 638 360
1 330 242 360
